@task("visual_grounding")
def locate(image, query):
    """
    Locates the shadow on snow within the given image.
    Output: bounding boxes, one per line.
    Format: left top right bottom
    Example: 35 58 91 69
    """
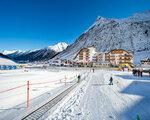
120 81 150 120
116 74 150 81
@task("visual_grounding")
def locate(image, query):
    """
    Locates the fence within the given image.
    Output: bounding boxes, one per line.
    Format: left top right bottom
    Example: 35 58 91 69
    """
0 72 89 111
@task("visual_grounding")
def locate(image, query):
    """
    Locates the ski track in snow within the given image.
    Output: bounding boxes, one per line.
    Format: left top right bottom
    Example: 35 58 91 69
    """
45 69 150 120
0 68 150 120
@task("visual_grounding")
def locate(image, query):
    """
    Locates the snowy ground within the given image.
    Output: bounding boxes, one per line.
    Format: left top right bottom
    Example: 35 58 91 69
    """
0 68 150 120
45 69 150 120
133 51 150 65
0 67 85 120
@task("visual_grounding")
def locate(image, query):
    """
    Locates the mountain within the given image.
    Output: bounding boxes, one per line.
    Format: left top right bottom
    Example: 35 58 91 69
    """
48 42 68 52
4 42 68 62
0 53 17 65
53 11 150 64
0 53 11 59
3 50 19 55
0 57 17 65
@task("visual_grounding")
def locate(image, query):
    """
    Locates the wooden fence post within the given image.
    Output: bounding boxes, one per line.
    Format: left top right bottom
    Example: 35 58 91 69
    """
26 81 29 110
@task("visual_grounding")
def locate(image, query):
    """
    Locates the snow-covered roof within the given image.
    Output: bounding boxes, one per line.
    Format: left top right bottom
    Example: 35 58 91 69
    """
0 57 17 65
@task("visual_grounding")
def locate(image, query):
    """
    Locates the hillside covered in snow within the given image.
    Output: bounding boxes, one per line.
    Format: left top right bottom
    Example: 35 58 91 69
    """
54 11 150 64
0 57 17 65
3 42 68 62
0 53 17 65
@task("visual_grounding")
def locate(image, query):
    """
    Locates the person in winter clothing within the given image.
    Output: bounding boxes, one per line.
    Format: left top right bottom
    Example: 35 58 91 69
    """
92 68 95 73
133 69 138 76
137 69 140 77
134 69 138 76
109 76 113 85
139 68 143 77
132 69 135 76
77 75 81 83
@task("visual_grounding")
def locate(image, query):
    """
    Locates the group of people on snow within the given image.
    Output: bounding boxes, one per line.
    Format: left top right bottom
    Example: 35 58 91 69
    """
132 68 143 77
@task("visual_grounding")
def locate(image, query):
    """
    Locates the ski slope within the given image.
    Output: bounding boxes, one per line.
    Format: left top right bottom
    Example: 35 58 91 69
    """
46 69 150 120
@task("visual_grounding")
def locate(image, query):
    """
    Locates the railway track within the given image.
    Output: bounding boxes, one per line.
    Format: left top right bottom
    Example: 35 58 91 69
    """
21 83 77 120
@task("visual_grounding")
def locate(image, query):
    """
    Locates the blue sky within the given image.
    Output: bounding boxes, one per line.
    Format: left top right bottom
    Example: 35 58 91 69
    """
0 0 150 51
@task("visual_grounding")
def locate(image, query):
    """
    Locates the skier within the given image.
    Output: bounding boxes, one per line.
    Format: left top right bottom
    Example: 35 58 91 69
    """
139 68 143 77
137 69 140 77
92 68 95 73
77 75 81 83
135 68 138 76
109 76 113 85
132 69 135 76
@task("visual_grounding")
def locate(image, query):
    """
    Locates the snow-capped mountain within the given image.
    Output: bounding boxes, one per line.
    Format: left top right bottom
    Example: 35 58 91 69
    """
53 11 150 64
4 42 68 62
48 42 68 52
123 10 150 22
3 50 19 55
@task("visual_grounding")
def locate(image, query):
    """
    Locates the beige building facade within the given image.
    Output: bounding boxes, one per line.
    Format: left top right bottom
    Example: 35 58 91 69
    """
74 46 96 66
106 49 133 66
74 47 133 67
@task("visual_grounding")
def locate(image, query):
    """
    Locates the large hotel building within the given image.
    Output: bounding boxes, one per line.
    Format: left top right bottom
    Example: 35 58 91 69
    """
74 46 133 67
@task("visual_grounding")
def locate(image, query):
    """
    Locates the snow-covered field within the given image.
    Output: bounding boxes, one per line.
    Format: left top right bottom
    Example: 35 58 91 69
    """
44 69 150 120
0 67 85 120
0 68 150 120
